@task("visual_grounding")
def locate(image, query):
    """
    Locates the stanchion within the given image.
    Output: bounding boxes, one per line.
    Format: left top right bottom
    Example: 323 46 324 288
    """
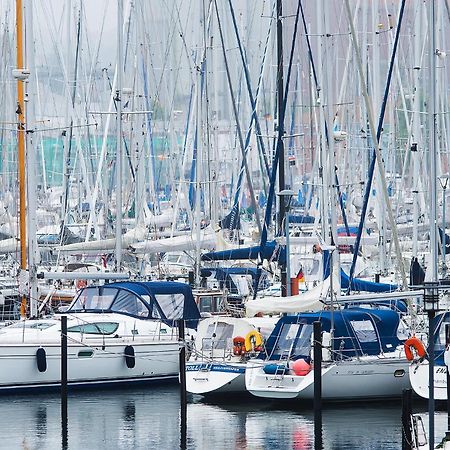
313 320 322 450
61 315 68 449
402 389 412 450
178 320 187 449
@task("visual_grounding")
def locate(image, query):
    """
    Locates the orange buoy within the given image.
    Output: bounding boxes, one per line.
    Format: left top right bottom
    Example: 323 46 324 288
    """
290 359 311 376
233 336 246 356
404 336 426 361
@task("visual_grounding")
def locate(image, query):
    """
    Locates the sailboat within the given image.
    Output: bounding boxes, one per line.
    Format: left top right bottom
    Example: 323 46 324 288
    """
0 281 200 391
185 315 275 395
245 308 411 401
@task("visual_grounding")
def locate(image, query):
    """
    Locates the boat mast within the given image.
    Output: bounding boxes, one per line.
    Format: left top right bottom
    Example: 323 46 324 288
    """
428 0 438 282
276 0 285 230
276 0 287 296
15 0 27 317
115 0 124 271
24 0 38 317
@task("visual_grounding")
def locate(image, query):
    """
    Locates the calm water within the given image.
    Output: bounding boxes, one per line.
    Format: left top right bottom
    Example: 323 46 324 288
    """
0 384 447 449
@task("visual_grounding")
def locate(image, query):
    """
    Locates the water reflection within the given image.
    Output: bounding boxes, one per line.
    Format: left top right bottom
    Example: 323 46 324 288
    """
119 400 136 448
0 387 447 449
35 404 47 438
187 400 314 449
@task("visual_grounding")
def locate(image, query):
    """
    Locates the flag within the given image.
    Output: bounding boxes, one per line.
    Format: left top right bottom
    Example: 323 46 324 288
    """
296 268 305 283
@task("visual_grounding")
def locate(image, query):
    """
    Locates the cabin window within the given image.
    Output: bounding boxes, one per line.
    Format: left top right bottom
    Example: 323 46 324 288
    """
70 287 117 311
202 322 234 350
78 350 94 358
349 320 377 343
198 296 218 313
67 322 119 335
155 293 185 319
9 322 55 330
111 290 149 317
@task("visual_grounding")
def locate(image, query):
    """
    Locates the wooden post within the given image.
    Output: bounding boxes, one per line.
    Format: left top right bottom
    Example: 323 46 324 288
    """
178 320 187 449
61 315 68 449
313 320 322 449
402 389 412 450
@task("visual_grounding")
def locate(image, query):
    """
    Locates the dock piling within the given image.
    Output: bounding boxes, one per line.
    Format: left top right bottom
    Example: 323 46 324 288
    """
178 319 187 449
313 320 322 449
401 389 412 450
61 315 68 449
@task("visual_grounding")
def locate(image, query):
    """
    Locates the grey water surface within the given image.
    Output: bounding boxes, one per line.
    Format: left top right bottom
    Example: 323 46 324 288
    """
0 384 446 449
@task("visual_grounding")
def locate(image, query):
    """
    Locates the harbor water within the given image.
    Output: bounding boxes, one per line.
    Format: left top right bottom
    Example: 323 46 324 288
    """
0 383 448 449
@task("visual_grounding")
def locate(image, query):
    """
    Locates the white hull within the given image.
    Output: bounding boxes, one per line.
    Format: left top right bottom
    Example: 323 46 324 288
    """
0 339 179 391
186 362 246 395
246 357 411 401
409 362 448 400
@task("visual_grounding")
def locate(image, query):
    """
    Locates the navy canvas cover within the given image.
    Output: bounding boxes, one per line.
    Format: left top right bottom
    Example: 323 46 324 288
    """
263 309 403 361
201 240 286 264
105 281 200 328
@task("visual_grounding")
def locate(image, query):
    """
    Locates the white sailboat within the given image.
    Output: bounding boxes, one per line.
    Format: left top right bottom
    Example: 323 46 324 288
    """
186 315 275 395
245 308 411 401
0 281 200 391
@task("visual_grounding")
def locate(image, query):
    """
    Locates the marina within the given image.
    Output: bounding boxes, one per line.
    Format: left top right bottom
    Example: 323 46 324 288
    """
0 0 448 448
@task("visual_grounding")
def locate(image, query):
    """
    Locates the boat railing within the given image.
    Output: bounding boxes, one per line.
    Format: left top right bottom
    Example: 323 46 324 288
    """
200 337 231 362
330 336 360 361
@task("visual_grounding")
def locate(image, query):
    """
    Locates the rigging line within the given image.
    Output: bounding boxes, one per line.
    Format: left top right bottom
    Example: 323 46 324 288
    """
346 0 408 291
253 0 306 298
228 0 271 179
202 0 213 221
22 122 98 133
102 67 135 181
259 0 300 246
214 0 262 235
62 6 82 226
171 0 197 86
143 0 183 131
123 0 132 70
226 1 273 210
140 54 160 213
299 0 352 242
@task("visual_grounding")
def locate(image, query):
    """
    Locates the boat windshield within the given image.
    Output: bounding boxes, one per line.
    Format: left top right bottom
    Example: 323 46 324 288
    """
272 323 313 359
69 287 153 319
70 287 117 311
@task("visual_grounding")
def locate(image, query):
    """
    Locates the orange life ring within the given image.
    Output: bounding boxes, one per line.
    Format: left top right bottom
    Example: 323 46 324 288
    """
404 336 426 361
232 336 246 356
